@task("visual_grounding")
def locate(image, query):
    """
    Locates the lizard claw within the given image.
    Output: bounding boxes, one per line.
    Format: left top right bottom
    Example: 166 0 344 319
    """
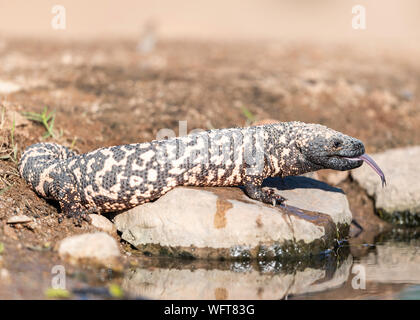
265 188 286 206
59 208 94 226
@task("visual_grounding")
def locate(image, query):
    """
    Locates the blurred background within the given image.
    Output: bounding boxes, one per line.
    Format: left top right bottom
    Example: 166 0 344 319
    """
1 0 419 148
0 0 419 48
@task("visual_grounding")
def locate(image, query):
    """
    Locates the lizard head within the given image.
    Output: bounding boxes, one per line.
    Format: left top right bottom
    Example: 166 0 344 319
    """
294 122 364 171
292 122 386 186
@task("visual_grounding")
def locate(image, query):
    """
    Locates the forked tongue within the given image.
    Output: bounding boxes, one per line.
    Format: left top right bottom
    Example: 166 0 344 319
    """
346 154 386 187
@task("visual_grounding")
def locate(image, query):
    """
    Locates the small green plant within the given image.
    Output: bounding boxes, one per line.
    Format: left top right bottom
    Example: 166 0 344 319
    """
0 185 12 196
108 284 124 298
70 136 77 150
240 106 256 123
23 106 58 139
45 288 71 299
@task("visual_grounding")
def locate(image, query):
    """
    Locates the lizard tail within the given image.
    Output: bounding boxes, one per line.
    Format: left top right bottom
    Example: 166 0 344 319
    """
18 143 77 197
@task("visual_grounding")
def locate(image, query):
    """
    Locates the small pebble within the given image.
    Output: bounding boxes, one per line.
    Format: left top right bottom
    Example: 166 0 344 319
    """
89 214 117 234
7 215 33 224
58 232 121 269
0 268 11 282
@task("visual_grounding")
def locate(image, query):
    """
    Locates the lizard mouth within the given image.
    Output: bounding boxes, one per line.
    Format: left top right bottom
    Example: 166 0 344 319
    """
344 153 386 187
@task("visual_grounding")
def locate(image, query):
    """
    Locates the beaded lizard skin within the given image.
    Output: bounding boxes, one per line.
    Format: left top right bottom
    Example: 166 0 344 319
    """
19 122 384 223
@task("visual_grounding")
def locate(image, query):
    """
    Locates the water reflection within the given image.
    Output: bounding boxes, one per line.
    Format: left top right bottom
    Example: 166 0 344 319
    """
360 241 420 284
122 253 353 299
122 233 420 300
293 235 420 299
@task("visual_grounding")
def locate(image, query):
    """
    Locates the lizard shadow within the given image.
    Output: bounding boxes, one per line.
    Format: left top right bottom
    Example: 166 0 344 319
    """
261 176 345 194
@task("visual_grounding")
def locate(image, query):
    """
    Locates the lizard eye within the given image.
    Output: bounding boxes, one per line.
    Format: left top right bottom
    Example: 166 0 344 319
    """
332 140 342 149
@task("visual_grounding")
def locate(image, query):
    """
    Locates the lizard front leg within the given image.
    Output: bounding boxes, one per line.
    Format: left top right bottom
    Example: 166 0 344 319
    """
58 199 93 225
243 175 286 206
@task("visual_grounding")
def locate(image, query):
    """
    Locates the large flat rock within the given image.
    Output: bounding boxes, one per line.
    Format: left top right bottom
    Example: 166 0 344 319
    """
352 146 420 226
263 176 351 226
114 176 352 259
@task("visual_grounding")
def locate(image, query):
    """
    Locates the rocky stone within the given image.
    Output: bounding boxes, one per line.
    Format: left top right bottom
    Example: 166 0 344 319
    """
0 81 21 94
352 146 420 226
263 176 352 226
6 215 33 224
0 268 10 282
114 176 352 259
58 232 121 269
89 214 117 234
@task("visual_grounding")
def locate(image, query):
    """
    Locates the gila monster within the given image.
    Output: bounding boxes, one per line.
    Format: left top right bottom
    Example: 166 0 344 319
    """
18 121 386 223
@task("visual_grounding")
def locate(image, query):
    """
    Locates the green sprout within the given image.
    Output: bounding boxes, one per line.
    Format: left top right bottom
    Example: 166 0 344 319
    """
70 136 77 150
23 106 58 139
108 284 124 298
0 185 12 196
45 288 71 299
240 106 256 123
